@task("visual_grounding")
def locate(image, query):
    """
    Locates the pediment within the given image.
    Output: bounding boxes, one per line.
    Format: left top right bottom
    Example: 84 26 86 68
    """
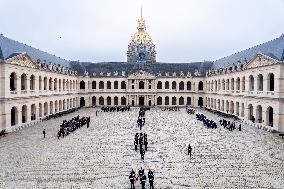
245 53 279 69
6 53 40 69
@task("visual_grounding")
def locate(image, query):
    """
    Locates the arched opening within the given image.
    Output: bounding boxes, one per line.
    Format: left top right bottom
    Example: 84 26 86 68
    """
54 78 57 91
31 104 36 121
198 97 203 107
99 81 104 89
121 97 126 105
248 104 254 122
187 81 191 90
172 97 177 105
230 101 234 114
179 82 184 91
231 78 234 90
226 79 229 90
55 100 58 113
29 75 35 91
39 103 42 118
165 96 169 105
256 105 262 123
59 100 62 111
149 100 152 106
236 77 240 91
39 76 42 91
217 99 221 110
50 101 54 114
10 72 17 91
44 77 48 90
92 81 96 89
198 81 203 91
114 81 118 89
235 102 239 116
138 96 144 106
80 97 85 107
44 102 48 116
157 96 162 105
139 81 145 89
121 81 126 89
157 81 162 89
165 81 169 89
21 73 27 90
241 76 245 91
226 101 229 113
172 81 177 90
187 97 191 105
179 97 184 105
107 81 111 89
107 96 111 105
80 81 85 89
257 74 263 91
267 73 274 91
222 79 225 90
249 75 254 91
266 106 273 126
22 105 27 123
49 78 53 90
11 106 18 126
99 97 104 105
63 100 67 110
114 96 118 105
92 96 96 106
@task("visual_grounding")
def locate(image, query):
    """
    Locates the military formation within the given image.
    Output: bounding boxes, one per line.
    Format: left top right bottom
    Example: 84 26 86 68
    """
129 107 155 189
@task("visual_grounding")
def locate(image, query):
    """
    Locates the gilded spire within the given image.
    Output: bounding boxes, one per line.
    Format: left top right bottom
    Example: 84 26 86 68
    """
137 7 146 31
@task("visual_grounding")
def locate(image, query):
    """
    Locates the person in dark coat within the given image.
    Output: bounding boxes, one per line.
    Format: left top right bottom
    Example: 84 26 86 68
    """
141 148 145 160
134 139 138 151
43 129 46 138
141 174 147 189
188 144 192 157
239 124 242 131
129 171 135 189
148 171 154 189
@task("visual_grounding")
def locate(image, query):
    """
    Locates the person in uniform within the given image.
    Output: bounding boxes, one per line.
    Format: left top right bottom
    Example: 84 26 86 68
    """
188 144 192 157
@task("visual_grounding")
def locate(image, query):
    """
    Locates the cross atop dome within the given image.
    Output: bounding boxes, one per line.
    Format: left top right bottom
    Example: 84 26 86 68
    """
137 7 146 31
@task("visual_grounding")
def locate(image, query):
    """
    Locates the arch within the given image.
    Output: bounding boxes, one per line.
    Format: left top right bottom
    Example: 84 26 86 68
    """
266 106 273 126
236 77 241 91
22 105 27 123
63 99 66 110
226 100 229 113
49 77 53 90
198 97 203 107
80 80 85 89
179 81 184 91
249 75 254 91
92 96 96 106
164 81 169 89
11 106 18 126
99 96 104 105
107 96 111 105
241 103 244 117
50 101 54 114
10 72 17 91
217 99 221 110
187 97 191 105
198 81 203 91
187 81 191 90
59 100 62 111
230 101 234 114
55 100 58 113
114 81 118 89
114 96 118 105
54 78 58 91
139 81 145 89
267 73 274 91
248 104 254 122
21 73 28 90
226 79 229 90
99 81 104 89
241 76 245 91
39 76 42 91
121 96 126 105
80 97 85 107
44 102 48 116
235 102 240 116
92 81 96 89
257 74 263 91
157 96 162 105
157 81 162 89
172 81 177 90
222 79 225 90
31 104 36 121
231 78 235 90
165 96 169 105
172 96 177 105
179 96 184 105
256 105 262 123
121 81 126 89
107 81 111 89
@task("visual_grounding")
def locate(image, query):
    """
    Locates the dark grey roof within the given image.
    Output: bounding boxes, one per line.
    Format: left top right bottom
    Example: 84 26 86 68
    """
212 34 284 69
0 34 70 67
6 52 23 59
70 61 213 77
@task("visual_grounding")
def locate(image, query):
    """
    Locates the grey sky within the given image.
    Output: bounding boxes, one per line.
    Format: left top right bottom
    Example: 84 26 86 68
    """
0 0 284 63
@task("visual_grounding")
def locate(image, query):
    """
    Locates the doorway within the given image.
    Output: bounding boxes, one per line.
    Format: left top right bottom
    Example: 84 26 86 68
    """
139 96 145 106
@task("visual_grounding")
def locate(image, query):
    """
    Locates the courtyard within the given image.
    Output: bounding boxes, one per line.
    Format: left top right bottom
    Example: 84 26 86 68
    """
0 107 284 189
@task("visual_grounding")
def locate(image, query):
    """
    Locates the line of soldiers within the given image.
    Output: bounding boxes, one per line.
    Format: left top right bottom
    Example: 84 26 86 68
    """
220 119 242 131
161 106 180 111
134 132 148 160
57 115 90 139
129 168 154 189
196 113 217 129
101 105 130 112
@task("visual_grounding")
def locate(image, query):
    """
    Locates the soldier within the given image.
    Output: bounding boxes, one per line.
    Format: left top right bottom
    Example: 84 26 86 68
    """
148 170 154 189
129 170 136 189
138 167 144 180
145 140 148 151
141 148 145 160
134 139 138 151
188 144 192 157
141 174 147 189
43 129 46 138
239 124 242 131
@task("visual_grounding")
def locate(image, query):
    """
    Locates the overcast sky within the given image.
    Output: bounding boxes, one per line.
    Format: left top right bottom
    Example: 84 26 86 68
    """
1 0 284 63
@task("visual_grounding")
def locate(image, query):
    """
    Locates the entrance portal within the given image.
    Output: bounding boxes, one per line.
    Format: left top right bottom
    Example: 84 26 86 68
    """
80 97 85 107
198 97 203 107
139 96 145 106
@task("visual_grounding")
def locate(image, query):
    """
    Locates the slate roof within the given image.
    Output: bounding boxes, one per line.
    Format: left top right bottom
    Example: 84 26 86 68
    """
212 34 284 69
0 34 70 67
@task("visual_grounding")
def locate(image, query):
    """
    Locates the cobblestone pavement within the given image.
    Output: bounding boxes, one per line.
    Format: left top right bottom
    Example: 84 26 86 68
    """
0 108 284 189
